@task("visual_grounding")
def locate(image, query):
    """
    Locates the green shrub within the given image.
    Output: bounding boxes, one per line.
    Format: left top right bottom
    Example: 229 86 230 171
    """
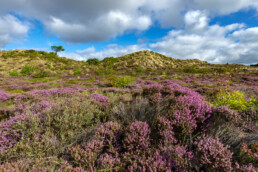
46 64 52 69
213 89 257 111
136 65 144 73
9 70 19 76
95 68 115 76
109 76 135 88
38 51 48 55
20 65 36 76
32 70 49 78
102 57 118 67
74 68 82 76
87 58 101 65
25 49 36 53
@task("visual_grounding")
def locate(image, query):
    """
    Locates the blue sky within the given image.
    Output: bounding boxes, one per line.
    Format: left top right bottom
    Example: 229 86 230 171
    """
1 0 258 64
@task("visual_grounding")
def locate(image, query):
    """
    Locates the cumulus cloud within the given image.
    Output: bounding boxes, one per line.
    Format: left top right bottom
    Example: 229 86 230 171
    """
0 14 29 49
1 0 258 43
151 10 258 64
0 0 151 43
47 11 151 43
59 44 147 61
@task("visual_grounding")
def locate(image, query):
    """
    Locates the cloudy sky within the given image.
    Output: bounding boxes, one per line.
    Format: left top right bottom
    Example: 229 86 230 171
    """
1 0 258 64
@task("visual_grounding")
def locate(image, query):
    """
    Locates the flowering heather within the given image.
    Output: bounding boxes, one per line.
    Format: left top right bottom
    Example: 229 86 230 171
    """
123 121 151 154
0 51 257 171
69 140 104 171
29 88 81 97
91 93 110 107
149 92 162 104
161 145 193 171
0 90 11 101
95 122 121 153
194 136 233 171
170 93 211 134
31 100 55 113
0 113 28 151
143 81 163 95
102 87 119 93
156 116 177 145
235 163 258 172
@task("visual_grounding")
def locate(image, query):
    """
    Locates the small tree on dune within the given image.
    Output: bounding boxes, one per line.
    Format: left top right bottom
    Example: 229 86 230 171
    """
51 45 65 55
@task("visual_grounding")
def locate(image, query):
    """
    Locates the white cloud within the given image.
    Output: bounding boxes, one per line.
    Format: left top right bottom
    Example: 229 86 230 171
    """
1 0 258 43
151 10 258 64
59 44 147 61
0 14 29 49
47 11 151 43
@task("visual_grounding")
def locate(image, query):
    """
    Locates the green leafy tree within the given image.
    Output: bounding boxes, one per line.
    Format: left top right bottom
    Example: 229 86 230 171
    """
51 46 65 54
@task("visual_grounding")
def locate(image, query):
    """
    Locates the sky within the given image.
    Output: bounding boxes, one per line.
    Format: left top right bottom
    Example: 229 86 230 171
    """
0 0 258 64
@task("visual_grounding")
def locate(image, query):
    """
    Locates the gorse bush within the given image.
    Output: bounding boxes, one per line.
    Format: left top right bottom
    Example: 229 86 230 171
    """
213 88 257 111
110 76 135 88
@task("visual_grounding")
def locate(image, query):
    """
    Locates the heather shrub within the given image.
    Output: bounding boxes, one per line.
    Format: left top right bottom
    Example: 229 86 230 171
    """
213 89 256 111
235 163 258 172
0 90 12 101
69 140 104 171
194 136 233 171
9 70 19 76
169 93 211 134
91 93 110 108
155 116 177 146
20 65 36 76
69 122 121 171
123 121 150 154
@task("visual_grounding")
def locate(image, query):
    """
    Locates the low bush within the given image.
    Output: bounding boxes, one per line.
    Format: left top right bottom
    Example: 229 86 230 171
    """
95 68 115 76
110 76 135 88
102 57 118 67
87 58 101 65
32 70 50 78
9 70 19 76
20 65 36 76
213 89 257 111
194 136 233 171
73 68 82 76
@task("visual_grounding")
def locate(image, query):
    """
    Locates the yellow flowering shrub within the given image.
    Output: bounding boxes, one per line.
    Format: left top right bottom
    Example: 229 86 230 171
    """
213 89 257 111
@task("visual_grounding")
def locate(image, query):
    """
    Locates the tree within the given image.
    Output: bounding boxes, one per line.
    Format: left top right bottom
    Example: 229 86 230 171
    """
51 46 65 54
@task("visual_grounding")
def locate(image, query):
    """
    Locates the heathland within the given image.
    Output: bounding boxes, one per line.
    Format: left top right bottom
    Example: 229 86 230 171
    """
0 49 257 171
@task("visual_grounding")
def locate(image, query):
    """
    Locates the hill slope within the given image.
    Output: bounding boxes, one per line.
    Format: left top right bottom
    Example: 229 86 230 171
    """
113 50 208 70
